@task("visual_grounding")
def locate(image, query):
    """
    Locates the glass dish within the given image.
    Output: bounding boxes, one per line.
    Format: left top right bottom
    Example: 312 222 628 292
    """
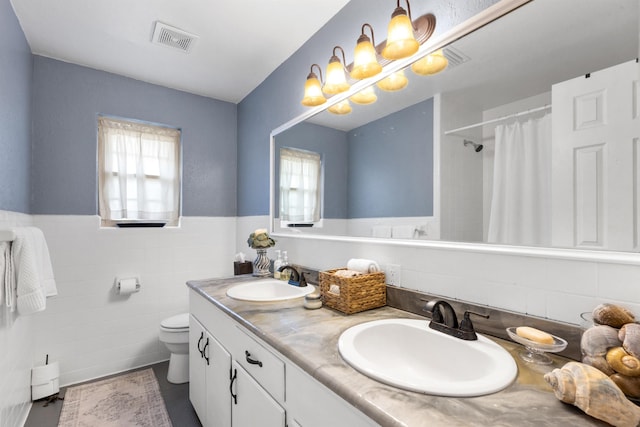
506 327 568 365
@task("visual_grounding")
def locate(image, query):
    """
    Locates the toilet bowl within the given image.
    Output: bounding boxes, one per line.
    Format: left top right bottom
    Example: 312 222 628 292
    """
159 313 190 384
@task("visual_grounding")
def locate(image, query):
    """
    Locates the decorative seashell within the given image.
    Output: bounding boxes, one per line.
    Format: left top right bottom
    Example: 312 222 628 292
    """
606 347 640 377
619 323 640 359
611 373 640 398
592 303 636 328
544 362 640 427
582 355 616 376
581 325 623 357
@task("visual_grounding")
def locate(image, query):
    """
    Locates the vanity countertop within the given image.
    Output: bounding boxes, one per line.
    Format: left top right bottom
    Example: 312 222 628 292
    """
187 276 607 427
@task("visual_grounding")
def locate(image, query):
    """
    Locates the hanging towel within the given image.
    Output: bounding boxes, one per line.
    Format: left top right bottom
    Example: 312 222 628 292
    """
12 227 57 315
0 242 11 306
347 258 380 273
392 225 416 239
371 225 392 238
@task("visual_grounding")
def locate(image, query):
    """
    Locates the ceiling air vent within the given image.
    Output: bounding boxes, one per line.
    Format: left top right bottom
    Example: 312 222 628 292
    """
442 46 471 68
151 22 198 53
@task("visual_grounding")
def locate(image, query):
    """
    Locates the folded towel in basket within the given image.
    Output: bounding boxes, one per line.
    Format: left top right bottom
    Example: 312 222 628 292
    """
346 258 380 273
333 269 363 278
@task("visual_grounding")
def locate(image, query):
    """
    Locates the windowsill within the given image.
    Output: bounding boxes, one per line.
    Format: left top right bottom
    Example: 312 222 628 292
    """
115 221 167 228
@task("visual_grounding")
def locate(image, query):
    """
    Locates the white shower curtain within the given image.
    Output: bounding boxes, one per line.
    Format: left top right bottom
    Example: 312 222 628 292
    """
487 113 552 246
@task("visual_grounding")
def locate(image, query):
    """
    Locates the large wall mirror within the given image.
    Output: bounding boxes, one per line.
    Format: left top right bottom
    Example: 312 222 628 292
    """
270 0 639 256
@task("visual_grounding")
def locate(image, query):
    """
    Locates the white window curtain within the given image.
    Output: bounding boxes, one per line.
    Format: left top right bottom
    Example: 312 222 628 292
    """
487 113 552 246
98 117 180 225
279 148 321 222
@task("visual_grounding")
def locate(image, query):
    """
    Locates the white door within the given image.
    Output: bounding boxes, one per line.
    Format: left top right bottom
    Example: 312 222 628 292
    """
230 361 285 427
551 59 639 250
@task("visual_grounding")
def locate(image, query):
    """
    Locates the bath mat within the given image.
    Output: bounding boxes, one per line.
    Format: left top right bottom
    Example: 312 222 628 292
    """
58 368 172 427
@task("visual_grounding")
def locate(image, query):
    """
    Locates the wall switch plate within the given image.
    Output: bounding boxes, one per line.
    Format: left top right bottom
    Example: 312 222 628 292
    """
386 264 401 286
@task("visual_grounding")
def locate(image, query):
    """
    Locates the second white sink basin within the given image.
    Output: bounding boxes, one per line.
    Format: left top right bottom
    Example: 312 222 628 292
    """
226 279 315 302
338 318 517 397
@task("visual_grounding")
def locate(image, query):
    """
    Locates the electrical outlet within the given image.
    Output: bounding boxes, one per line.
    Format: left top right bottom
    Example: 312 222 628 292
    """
386 264 401 286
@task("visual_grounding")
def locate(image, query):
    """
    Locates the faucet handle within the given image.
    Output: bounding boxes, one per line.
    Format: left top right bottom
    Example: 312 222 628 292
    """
460 311 490 332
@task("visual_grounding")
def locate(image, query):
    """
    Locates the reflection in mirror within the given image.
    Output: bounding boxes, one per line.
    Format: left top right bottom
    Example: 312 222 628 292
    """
271 0 639 253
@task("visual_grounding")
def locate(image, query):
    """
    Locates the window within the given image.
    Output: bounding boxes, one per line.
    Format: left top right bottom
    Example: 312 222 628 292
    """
98 116 181 227
279 147 322 224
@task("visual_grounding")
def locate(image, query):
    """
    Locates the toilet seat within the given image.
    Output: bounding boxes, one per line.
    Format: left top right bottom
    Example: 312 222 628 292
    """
161 313 189 331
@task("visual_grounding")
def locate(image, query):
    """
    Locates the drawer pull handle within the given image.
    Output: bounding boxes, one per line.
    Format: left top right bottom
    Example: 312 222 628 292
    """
197 332 204 357
230 368 238 405
245 350 263 367
203 338 210 365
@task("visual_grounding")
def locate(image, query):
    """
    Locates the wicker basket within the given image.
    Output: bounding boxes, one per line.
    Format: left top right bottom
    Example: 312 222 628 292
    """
319 268 386 314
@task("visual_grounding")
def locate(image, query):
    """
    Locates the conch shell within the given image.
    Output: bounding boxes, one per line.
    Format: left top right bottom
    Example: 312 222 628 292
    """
620 323 640 359
581 325 623 357
607 347 640 377
611 373 640 398
593 303 636 328
544 362 640 427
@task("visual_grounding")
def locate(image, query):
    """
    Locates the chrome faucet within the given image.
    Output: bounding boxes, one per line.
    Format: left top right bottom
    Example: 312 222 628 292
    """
277 265 307 287
422 300 489 341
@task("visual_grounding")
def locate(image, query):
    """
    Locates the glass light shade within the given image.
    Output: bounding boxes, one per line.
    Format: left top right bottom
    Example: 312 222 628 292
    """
323 60 351 95
411 49 448 76
376 70 408 92
328 99 352 115
301 75 326 107
349 86 378 105
351 38 382 80
381 12 419 60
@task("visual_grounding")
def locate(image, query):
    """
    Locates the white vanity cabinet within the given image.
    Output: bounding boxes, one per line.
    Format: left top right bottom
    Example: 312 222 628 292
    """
189 288 377 427
189 314 231 427
230 360 286 426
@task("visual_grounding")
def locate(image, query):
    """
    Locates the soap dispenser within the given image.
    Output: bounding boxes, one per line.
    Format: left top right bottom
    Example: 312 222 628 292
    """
280 251 290 281
273 250 283 279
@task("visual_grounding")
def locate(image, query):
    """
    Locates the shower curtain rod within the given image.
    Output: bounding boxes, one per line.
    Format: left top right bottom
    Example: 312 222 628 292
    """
444 104 551 136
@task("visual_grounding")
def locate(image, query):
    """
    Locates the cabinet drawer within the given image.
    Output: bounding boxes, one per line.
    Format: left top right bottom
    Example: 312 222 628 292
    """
233 325 285 403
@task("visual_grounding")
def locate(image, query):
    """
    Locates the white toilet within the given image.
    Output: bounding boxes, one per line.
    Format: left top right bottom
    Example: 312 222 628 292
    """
159 313 190 384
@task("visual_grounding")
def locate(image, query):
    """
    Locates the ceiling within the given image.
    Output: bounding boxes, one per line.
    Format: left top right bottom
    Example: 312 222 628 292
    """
10 0 351 103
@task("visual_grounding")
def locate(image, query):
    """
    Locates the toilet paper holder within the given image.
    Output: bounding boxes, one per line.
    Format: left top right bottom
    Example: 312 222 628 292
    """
114 276 141 294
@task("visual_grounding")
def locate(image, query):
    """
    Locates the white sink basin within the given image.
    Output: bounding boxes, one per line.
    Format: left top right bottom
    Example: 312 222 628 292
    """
338 318 517 397
226 279 315 302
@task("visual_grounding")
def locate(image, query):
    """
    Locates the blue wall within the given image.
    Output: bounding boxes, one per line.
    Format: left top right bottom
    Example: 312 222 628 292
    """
31 56 238 216
237 0 499 216
274 122 348 219
0 0 33 213
348 98 433 218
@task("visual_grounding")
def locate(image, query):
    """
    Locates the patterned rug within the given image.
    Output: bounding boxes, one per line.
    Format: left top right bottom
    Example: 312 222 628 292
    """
58 368 173 427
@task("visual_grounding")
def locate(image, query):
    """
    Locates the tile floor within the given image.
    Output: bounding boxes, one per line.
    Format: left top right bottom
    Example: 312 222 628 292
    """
24 361 201 427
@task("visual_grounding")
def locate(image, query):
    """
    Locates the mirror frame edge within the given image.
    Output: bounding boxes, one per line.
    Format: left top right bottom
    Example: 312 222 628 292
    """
269 0 640 266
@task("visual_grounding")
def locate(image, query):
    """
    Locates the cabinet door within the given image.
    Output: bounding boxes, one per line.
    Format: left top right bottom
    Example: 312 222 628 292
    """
230 361 285 427
189 315 207 424
204 333 231 427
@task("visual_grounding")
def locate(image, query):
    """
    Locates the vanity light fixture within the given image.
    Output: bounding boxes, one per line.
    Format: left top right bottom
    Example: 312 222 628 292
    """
323 46 351 95
411 49 448 76
328 99 352 115
351 24 382 80
350 86 378 105
382 0 420 60
376 69 408 92
301 64 327 107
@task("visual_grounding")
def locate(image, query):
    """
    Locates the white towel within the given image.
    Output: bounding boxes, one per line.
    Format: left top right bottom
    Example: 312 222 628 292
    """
12 227 57 315
0 242 10 306
392 225 416 239
346 258 380 273
371 225 392 238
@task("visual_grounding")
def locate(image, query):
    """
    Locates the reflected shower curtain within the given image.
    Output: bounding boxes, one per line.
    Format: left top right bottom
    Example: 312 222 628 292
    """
487 113 552 246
